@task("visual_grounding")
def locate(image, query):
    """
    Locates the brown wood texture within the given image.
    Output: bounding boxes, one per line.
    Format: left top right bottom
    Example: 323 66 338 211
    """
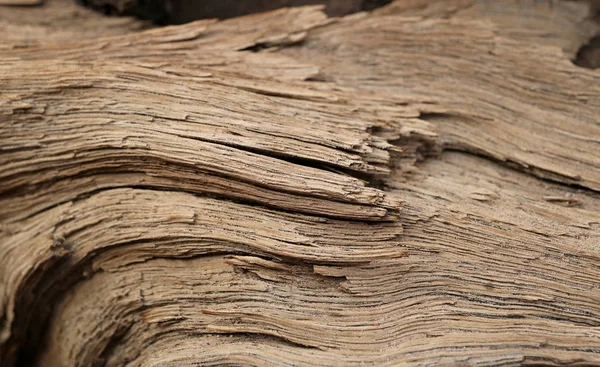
1 0 600 366
0 0 149 46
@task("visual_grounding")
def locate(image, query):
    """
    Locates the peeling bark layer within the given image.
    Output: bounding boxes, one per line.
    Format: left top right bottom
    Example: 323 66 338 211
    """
1 1 600 366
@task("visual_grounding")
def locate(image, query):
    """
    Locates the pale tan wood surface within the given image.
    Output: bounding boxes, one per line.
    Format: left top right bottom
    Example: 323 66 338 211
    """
1 1 599 366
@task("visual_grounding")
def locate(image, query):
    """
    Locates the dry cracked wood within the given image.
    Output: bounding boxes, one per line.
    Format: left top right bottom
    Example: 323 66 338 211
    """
281 1 600 191
0 5 328 80
1 58 403 222
374 0 599 60
1 1 600 366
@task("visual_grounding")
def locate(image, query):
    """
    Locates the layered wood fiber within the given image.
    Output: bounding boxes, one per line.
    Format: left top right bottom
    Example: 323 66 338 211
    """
1 0 599 366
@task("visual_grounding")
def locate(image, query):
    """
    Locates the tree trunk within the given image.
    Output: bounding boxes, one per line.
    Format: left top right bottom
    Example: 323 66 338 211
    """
1 1 599 366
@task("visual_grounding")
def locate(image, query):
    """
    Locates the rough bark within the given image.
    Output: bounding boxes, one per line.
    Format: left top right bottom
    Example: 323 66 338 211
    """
1 1 600 366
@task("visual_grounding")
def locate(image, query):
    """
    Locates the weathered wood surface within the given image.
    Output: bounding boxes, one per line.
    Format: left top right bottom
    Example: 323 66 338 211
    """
283 0 600 191
1 0 600 366
0 0 149 46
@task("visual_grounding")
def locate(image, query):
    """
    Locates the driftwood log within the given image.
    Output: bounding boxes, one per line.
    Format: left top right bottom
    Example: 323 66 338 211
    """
1 0 600 366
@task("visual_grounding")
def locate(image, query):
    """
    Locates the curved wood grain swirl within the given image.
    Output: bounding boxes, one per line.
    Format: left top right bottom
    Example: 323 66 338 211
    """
1 1 599 366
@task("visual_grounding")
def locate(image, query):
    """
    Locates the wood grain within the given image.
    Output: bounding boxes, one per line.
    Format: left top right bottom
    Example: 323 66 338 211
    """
282 1 600 191
1 1 599 366
0 0 149 46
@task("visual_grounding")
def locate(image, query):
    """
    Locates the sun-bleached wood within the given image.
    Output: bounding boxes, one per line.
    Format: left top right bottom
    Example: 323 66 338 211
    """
1 1 599 366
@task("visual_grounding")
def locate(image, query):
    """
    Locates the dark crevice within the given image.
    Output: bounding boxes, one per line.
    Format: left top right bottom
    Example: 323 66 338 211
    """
572 0 600 69
361 0 393 11
389 136 441 164
77 0 171 25
417 112 456 121
77 0 396 25
14 254 81 367
574 35 600 69
239 43 271 53
304 73 331 82
96 323 134 367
